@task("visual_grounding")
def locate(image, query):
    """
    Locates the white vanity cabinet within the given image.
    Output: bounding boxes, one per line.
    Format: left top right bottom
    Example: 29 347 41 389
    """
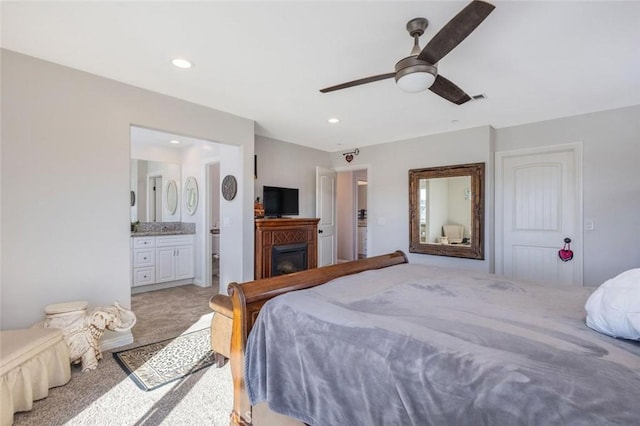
131 237 156 287
155 235 194 283
131 234 194 288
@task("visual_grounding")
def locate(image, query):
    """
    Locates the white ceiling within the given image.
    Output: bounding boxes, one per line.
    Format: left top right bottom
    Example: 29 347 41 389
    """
130 125 216 155
2 1 639 152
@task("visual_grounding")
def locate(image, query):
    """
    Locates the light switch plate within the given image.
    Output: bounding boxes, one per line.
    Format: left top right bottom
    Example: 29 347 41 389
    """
584 219 595 231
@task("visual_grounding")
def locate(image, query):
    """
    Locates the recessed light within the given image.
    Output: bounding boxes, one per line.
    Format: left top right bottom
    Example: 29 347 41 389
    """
170 140 181 144
172 58 192 69
328 117 340 124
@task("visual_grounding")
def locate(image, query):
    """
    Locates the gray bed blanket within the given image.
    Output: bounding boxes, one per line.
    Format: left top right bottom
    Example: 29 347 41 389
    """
245 264 640 425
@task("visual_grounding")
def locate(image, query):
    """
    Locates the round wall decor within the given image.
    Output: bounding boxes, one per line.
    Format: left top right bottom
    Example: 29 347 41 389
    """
221 175 237 201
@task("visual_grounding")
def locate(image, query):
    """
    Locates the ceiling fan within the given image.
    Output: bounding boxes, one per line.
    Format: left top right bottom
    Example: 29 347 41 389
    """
319 0 495 105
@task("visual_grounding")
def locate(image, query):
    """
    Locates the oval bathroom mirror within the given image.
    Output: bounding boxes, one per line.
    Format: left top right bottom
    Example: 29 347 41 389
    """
166 180 178 215
185 176 198 215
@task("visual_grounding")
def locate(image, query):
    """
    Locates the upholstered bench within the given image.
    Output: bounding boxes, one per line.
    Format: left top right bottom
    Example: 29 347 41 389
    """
0 328 71 426
208 294 233 368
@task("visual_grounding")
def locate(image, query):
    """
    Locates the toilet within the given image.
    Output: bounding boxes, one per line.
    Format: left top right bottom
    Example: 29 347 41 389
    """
212 233 220 277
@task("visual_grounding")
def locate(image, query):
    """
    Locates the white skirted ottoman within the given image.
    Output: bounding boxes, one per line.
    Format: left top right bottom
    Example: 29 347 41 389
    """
0 328 71 426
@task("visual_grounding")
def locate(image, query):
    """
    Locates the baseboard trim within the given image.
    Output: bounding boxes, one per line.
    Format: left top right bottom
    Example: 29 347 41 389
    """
192 278 208 287
101 330 134 352
131 278 194 294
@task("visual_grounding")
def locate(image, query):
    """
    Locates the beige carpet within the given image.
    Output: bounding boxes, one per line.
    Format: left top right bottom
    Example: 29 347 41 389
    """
13 284 233 426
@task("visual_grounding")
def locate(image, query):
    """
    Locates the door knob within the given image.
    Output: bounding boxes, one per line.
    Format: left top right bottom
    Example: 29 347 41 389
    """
318 229 323 234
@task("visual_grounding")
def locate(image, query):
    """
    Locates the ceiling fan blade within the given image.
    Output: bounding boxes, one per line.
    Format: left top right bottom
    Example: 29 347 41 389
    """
429 75 472 105
319 73 395 93
418 0 495 65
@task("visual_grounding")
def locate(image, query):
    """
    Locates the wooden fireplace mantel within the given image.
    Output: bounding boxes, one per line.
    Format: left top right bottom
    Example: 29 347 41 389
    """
254 218 320 279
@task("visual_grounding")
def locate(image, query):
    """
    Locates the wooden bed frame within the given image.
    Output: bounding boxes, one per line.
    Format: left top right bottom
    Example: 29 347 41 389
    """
227 250 408 426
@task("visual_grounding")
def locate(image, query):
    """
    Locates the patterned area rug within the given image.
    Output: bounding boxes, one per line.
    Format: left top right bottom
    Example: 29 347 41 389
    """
113 328 216 391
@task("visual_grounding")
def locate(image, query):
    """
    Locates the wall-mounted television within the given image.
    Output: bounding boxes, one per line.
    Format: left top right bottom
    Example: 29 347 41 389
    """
263 186 299 218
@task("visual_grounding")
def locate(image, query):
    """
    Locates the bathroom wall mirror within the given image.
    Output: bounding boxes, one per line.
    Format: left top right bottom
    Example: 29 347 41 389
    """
409 163 484 259
130 159 181 222
185 176 198 215
166 180 178 215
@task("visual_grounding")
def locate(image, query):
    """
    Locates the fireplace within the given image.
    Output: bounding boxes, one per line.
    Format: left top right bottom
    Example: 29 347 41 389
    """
254 218 319 279
271 243 308 276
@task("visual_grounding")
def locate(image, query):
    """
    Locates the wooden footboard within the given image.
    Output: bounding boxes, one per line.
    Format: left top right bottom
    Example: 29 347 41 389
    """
227 250 408 426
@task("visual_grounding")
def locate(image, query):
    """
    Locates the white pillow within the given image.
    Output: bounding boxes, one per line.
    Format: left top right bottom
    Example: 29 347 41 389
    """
585 268 640 340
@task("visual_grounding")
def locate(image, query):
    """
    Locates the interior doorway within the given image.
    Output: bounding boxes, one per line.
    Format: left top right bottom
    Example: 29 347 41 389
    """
148 175 162 222
206 162 221 290
336 167 368 263
130 125 224 293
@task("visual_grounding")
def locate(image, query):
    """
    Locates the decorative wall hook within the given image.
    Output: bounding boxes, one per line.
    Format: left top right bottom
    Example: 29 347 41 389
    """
343 148 360 163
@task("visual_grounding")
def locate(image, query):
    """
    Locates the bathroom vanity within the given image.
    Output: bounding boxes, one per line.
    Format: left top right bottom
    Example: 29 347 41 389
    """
131 223 195 292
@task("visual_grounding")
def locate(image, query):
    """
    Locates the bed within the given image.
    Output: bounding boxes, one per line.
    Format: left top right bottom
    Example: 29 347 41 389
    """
226 251 640 426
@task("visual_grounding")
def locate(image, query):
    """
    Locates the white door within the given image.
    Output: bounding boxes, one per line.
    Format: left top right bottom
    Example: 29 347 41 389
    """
496 144 582 286
316 167 337 267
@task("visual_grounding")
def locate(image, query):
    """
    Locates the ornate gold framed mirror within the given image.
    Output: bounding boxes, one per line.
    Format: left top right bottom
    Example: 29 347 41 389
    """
409 162 484 259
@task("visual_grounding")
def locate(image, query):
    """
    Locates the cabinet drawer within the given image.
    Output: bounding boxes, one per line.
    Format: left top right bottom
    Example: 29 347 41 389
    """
132 267 155 287
133 249 155 268
132 237 155 249
156 235 194 247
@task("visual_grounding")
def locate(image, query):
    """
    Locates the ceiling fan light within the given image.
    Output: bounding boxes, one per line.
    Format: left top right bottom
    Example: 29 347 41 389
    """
396 72 436 93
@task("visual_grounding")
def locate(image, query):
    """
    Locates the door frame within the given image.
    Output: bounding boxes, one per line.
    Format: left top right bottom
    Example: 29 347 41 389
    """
495 143 583 285
334 164 371 262
204 159 221 288
147 174 162 222
316 166 338 266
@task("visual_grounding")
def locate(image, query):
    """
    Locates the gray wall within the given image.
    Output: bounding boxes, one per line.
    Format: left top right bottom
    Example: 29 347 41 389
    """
1 49 255 329
328 106 638 286
2 48 636 335
495 105 640 286
254 136 332 217
330 126 494 272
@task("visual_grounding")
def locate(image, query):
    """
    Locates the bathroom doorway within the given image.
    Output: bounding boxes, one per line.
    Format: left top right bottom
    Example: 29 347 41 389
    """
130 125 223 294
336 167 368 262
206 162 221 290
356 175 368 259
148 175 162 222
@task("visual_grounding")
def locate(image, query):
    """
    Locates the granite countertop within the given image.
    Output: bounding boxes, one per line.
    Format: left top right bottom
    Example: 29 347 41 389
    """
131 230 195 237
130 222 196 237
